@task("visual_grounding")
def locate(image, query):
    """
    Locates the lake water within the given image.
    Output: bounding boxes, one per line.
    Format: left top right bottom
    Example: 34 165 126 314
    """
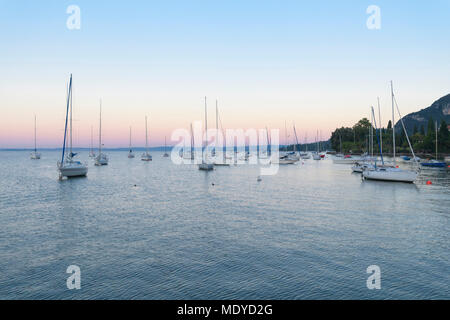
0 150 449 299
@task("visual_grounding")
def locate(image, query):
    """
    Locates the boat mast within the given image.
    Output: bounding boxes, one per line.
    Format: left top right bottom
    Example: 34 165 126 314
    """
90 125 93 154
377 97 382 155
316 130 319 152
99 99 102 155
266 126 271 156
129 126 132 152
70 82 73 156
215 100 218 156
285 121 288 152
203 97 207 163
34 115 37 152
371 106 384 165
435 121 438 160
145 116 148 153
164 136 167 153
370 109 373 158
61 75 72 165
305 132 308 152
190 123 194 157
391 81 396 166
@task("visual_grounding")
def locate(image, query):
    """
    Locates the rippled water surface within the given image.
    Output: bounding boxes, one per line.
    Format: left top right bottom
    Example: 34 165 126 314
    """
0 151 449 299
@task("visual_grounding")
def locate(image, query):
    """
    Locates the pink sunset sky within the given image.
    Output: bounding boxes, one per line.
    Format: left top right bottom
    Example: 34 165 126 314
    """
1 1 450 148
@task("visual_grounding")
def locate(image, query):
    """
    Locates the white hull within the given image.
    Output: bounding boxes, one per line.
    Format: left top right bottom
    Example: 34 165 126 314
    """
95 153 109 166
213 161 230 166
351 163 375 173
30 152 41 160
362 168 418 183
199 163 214 171
273 159 298 165
128 152 135 158
333 158 359 164
141 152 152 161
312 154 321 160
58 161 88 178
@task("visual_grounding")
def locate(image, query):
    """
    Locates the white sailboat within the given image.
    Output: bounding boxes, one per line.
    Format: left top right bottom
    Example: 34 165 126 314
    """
312 130 322 160
163 136 169 157
89 126 95 157
276 121 298 164
363 81 419 183
30 115 41 159
199 97 214 171
95 100 109 166
141 116 152 161
420 121 446 169
57 74 88 179
128 126 135 158
183 123 195 160
299 132 310 159
213 100 230 166
352 107 377 172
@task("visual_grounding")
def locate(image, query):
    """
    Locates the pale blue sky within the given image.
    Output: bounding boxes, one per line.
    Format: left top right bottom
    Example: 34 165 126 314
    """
1 1 450 147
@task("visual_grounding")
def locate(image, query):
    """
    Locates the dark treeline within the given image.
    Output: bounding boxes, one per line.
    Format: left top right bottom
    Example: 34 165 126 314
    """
282 141 331 152
329 117 450 157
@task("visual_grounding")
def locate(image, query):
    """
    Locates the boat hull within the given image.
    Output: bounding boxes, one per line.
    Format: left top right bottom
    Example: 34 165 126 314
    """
362 169 418 183
58 164 88 178
420 162 446 168
333 158 359 164
199 163 214 171
30 152 41 160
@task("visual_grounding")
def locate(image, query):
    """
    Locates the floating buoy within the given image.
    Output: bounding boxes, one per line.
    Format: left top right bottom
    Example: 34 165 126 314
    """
396 165 399 168
426 181 432 185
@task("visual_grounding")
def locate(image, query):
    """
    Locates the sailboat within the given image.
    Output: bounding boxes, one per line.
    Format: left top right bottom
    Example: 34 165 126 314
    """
141 116 152 161
299 132 310 159
213 100 230 166
89 126 95 157
276 121 297 164
128 126 135 158
57 74 88 179
290 123 301 161
420 121 446 168
30 115 41 159
312 130 322 160
199 97 214 171
363 81 419 183
184 123 195 160
352 107 378 173
95 99 109 166
163 136 169 157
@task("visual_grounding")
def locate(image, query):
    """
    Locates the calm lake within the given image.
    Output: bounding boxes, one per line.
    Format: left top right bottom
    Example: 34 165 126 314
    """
0 150 449 299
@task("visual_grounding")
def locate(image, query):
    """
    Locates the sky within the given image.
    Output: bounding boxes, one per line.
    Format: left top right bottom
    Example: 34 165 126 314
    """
1 0 450 148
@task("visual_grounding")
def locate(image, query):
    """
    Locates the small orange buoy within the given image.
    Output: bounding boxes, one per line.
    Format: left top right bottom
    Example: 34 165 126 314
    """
426 181 432 185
